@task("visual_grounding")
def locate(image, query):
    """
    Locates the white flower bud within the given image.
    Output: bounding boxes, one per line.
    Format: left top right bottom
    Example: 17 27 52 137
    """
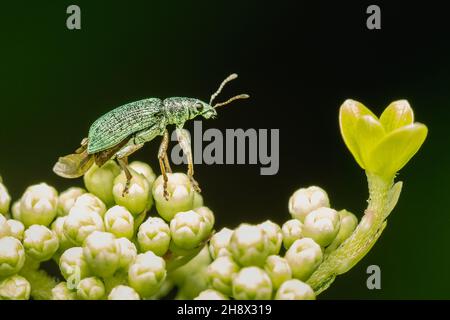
128 251 166 298
0 214 11 238
285 238 323 281
6 219 25 241
170 210 207 250
63 206 104 246
0 275 30 300
11 201 21 221
0 237 25 277
19 183 58 227
104 205 134 240
77 277 106 300
275 279 315 300
303 207 341 247
264 255 292 290
209 227 233 259
282 219 304 250
232 267 272 300
0 182 11 215
129 161 156 186
206 255 240 296
51 282 77 300
137 217 171 256
84 161 121 207
73 193 106 217
194 206 215 238
113 169 152 216
108 285 140 300
325 210 358 254
51 217 73 252
23 225 59 262
229 224 270 267
194 289 229 300
288 186 330 222
116 237 137 270
59 247 91 281
259 220 282 255
83 231 120 278
57 187 86 217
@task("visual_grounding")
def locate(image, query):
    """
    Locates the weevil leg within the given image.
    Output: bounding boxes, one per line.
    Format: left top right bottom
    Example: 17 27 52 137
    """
158 129 171 200
176 128 201 193
116 143 144 196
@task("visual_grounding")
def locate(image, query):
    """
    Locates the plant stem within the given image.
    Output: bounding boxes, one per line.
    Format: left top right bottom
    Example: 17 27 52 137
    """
306 172 394 295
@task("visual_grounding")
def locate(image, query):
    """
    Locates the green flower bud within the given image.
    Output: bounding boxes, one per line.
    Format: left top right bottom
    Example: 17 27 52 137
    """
0 275 31 300
19 183 58 227
285 238 323 281
206 255 240 296
209 227 233 259
302 207 341 247
51 217 73 252
137 217 171 256
259 220 282 255
232 267 272 300
77 277 106 300
104 205 134 240
152 173 194 221
59 247 91 282
129 161 156 186
113 169 152 216
116 237 137 270
192 192 204 209
0 214 11 238
288 186 330 222
195 289 229 300
275 279 315 300
194 206 215 238
170 210 207 250
264 255 292 290
6 219 25 241
11 201 21 221
325 210 358 254
73 193 107 217
83 231 120 278
51 282 77 300
0 237 25 277
108 285 140 300
57 187 86 217
229 224 270 267
63 207 105 246
23 225 59 262
0 182 11 215
282 219 304 250
128 252 166 298
84 161 121 207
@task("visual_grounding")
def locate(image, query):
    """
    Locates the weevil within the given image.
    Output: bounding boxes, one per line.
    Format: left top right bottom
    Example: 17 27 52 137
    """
53 74 248 200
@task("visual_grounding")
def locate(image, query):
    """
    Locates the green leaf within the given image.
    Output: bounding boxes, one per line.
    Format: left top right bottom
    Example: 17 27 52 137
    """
355 115 385 166
339 100 378 169
367 123 428 178
380 100 414 133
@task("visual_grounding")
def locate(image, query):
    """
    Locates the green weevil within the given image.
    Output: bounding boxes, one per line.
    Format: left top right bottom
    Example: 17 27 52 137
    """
53 73 248 199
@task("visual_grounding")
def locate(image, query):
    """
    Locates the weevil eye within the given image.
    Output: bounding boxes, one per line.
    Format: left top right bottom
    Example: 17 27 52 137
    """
195 102 204 113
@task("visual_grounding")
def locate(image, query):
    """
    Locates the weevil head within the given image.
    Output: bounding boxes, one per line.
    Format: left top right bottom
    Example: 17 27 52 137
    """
189 100 217 120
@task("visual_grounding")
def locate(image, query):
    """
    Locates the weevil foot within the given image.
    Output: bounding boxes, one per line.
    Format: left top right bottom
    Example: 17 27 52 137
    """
122 179 131 197
190 176 201 193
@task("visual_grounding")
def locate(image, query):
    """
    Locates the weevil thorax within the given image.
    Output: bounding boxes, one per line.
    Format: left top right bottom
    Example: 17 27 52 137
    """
163 97 216 126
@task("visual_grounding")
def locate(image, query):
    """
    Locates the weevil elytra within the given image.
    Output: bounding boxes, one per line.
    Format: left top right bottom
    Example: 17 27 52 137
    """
53 74 249 200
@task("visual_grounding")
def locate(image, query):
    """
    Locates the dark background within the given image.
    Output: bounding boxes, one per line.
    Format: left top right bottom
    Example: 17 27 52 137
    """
1 1 449 299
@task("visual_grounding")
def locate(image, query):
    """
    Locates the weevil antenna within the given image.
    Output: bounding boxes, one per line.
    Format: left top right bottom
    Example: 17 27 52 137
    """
213 94 250 109
210 73 238 105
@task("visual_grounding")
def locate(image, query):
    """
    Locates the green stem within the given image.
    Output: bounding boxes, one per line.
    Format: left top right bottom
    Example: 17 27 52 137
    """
19 258 58 300
306 172 395 295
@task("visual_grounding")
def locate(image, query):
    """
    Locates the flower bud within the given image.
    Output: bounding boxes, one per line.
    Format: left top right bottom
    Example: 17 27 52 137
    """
259 220 282 255
6 219 25 241
59 247 91 282
128 251 166 298
0 182 11 215
264 255 292 290
73 193 106 217
0 275 30 300
170 246 211 287
113 169 152 216
104 205 134 240
57 187 86 217
137 217 171 256
63 207 104 246
281 219 304 250
209 227 233 259
325 210 358 254
0 237 25 277
195 289 229 300
229 224 270 267
23 225 59 262
170 210 207 250
19 183 58 227
129 161 156 186
0 214 11 238
51 217 73 252
206 255 240 296
108 285 140 300
285 238 323 281
116 237 137 270
83 231 120 278
77 277 106 300
302 207 341 247
84 161 121 207
232 267 272 300
11 201 21 221
194 206 215 238
275 279 315 300
288 186 330 222
51 282 77 300
152 173 194 221
192 192 204 209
